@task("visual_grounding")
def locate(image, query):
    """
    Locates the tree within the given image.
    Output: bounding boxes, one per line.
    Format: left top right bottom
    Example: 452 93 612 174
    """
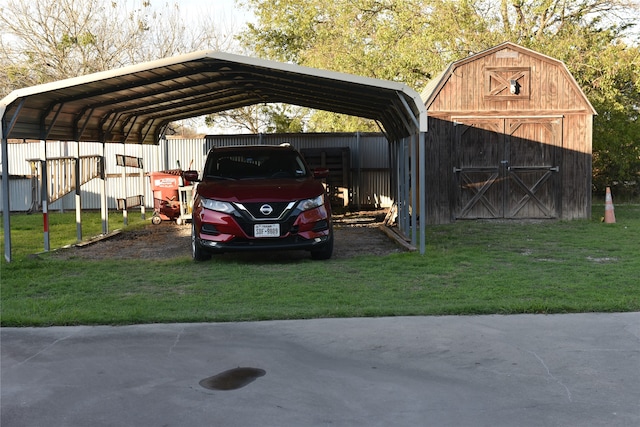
263 104 308 133
242 0 637 86
586 41 640 195
0 0 247 136
205 104 309 133
0 0 240 96
240 0 639 191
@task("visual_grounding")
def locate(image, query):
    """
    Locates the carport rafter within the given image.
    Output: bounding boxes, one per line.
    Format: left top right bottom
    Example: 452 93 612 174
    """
40 101 65 140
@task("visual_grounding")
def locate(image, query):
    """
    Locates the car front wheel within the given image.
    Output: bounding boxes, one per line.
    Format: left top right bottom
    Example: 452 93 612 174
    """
192 223 211 261
310 232 334 260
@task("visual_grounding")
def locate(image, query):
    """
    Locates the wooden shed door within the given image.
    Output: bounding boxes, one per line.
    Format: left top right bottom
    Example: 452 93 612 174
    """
454 119 505 219
505 118 561 218
453 117 561 219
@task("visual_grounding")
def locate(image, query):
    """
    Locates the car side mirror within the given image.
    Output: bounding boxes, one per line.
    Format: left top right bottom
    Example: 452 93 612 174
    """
313 168 329 179
183 170 200 182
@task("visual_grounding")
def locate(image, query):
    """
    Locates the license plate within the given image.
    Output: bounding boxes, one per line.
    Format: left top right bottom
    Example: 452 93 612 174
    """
254 223 280 238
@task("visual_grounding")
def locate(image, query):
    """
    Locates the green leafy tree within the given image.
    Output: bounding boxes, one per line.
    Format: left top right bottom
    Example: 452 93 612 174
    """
264 104 308 133
587 42 640 195
240 0 639 192
205 104 310 133
508 10 640 193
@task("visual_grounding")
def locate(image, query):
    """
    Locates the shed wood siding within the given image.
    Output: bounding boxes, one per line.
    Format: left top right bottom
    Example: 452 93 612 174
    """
422 42 595 224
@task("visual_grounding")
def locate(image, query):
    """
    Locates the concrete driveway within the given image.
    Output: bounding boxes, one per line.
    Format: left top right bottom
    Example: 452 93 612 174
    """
2 313 639 426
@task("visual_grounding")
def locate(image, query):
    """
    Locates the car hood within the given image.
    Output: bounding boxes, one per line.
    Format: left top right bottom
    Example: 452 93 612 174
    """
195 178 325 203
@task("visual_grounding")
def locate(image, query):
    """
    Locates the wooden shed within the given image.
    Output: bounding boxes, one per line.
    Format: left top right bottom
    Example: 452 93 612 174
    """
421 42 596 224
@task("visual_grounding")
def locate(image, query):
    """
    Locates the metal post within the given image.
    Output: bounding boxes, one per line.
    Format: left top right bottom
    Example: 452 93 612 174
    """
399 138 410 236
419 131 426 255
60 140 67 212
140 163 146 220
100 142 108 235
411 133 418 246
397 140 403 233
121 141 128 226
40 139 50 251
396 140 404 233
355 131 361 210
163 137 169 171
405 138 411 235
75 141 82 242
401 138 411 236
1 121 12 262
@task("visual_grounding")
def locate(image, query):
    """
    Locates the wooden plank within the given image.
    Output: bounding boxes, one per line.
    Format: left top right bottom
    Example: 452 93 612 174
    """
301 147 351 207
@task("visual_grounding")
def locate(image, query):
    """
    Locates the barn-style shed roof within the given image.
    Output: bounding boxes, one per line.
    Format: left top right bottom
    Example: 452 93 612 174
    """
0 50 426 145
421 42 596 114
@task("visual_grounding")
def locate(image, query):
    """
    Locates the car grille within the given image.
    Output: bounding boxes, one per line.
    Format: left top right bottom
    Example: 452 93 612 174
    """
237 201 294 220
229 201 297 238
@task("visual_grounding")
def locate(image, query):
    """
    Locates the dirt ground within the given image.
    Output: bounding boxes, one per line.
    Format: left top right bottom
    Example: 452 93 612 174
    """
52 211 407 261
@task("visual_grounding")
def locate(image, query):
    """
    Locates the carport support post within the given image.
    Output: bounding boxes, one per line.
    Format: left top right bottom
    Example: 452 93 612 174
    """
395 140 404 233
395 138 409 236
419 131 426 255
121 141 128 226
40 139 50 251
140 166 145 220
400 138 410 236
75 141 82 242
410 133 417 247
100 142 108 235
1 124 11 262
397 139 404 233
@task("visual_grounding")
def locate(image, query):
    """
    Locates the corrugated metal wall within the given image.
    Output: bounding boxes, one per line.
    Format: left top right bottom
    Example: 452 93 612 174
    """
1 133 391 212
204 133 391 209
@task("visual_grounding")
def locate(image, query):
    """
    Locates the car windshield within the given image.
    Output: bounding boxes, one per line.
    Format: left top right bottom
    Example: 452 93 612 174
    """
204 149 309 180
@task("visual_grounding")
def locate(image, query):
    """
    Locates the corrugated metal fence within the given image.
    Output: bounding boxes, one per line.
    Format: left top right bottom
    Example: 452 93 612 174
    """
1 133 391 212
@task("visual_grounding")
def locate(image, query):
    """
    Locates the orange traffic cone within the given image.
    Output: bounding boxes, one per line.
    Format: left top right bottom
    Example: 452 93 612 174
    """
604 187 616 223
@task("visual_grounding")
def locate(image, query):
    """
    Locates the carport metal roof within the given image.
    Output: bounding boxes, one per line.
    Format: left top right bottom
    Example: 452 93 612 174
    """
1 50 427 261
0 50 425 144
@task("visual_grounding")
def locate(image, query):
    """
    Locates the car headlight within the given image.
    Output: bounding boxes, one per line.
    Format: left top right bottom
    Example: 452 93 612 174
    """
298 194 324 211
200 197 235 213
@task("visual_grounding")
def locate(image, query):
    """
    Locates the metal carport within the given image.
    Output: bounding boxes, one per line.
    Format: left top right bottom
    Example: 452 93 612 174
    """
1 50 427 262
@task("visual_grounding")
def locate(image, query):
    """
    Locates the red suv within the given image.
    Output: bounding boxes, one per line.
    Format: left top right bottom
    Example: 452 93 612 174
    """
183 144 333 261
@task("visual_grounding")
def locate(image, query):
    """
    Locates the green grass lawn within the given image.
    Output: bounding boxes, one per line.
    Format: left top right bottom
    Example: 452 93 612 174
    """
1 204 639 326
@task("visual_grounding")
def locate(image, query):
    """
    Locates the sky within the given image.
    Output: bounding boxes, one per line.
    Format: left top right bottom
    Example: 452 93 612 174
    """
151 0 255 133
171 0 254 27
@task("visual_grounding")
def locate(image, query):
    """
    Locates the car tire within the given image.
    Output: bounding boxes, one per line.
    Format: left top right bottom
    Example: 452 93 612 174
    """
192 223 211 261
310 232 334 260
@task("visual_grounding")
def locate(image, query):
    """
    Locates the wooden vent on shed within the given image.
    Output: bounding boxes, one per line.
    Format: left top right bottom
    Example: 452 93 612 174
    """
484 67 531 100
